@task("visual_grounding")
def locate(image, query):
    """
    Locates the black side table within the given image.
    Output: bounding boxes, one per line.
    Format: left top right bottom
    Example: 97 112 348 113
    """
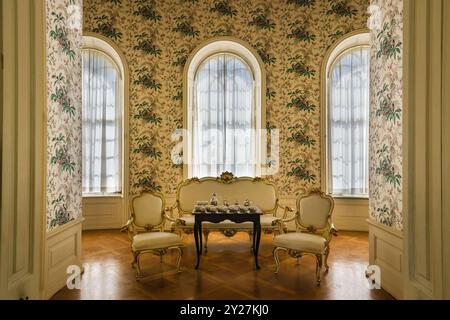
192 212 262 270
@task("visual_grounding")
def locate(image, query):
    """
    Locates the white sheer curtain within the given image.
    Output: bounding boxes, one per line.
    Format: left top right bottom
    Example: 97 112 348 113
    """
82 50 122 194
328 47 369 196
192 53 256 178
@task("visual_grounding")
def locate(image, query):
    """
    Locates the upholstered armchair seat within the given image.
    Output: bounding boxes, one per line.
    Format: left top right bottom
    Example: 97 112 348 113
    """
132 232 183 252
124 191 183 280
273 190 337 285
273 233 326 254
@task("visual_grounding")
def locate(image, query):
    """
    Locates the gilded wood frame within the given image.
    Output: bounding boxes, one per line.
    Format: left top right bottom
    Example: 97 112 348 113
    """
273 190 337 285
124 190 183 279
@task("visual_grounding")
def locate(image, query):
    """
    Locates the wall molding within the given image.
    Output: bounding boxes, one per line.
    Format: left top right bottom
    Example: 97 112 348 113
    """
0 0 47 300
403 0 449 299
368 220 403 299
42 218 83 299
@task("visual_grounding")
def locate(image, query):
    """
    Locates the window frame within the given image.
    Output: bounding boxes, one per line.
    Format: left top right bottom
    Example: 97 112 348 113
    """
321 30 370 199
81 33 129 199
183 37 267 179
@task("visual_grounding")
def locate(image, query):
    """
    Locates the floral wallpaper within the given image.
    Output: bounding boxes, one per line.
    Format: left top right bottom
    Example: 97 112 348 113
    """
369 0 403 230
83 0 370 197
46 0 83 230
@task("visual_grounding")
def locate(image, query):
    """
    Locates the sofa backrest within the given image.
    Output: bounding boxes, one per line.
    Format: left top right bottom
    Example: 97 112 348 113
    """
176 172 278 215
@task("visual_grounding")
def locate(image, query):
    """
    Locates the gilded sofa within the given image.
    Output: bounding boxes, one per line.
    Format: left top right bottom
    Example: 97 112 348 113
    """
167 172 293 251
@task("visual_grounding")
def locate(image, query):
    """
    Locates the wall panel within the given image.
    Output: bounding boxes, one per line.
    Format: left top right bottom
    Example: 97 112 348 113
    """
403 0 450 299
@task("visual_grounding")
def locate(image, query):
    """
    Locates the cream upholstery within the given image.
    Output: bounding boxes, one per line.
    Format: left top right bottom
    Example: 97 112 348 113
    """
273 190 336 285
170 172 292 252
273 233 326 254
123 191 183 279
132 192 164 228
132 232 183 251
178 180 277 213
297 194 332 230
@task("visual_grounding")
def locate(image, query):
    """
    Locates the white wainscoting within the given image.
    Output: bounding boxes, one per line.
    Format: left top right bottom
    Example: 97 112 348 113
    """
279 196 368 232
332 198 369 231
82 196 126 230
43 218 83 299
163 195 368 232
368 219 403 299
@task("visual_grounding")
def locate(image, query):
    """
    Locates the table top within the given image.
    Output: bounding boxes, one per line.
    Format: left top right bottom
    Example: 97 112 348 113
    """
192 206 263 215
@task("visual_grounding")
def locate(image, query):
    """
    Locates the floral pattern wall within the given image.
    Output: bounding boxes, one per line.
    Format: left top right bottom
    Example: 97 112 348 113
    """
369 0 403 230
83 0 370 197
46 0 83 230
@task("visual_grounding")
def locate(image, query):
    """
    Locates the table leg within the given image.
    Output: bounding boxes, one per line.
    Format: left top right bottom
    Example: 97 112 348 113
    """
252 223 257 256
254 220 261 270
194 221 201 269
199 222 203 255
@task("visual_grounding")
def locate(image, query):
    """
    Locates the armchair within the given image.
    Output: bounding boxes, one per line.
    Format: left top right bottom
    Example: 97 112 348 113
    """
272 190 337 285
123 191 183 280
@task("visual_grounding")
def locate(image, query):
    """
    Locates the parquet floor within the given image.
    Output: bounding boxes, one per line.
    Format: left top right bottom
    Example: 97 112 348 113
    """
52 230 393 300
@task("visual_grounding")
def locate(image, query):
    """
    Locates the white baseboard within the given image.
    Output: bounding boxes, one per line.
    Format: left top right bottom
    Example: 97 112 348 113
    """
368 219 404 299
43 218 83 299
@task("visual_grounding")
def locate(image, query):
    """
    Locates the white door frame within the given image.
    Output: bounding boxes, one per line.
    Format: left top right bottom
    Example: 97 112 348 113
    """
0 0 47 300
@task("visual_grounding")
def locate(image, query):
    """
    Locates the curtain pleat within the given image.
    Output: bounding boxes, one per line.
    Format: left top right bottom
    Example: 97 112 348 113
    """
193 54 255 178
329 47 369 196
82 50 122 194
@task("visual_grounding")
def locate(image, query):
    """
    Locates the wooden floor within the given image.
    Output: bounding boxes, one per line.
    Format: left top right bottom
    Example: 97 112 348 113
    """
52 230 392 300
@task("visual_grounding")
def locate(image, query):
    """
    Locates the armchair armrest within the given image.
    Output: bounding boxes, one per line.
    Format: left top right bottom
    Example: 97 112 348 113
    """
163 213 177 223
330 224 338 236
164 207 186 225
281 211 298 223
120 218 134 232
166 206 176 218
278 204 294 219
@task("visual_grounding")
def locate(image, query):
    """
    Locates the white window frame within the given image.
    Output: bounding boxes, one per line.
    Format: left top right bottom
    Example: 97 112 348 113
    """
321 30 370 199
82 34 128 198
183 37 266 179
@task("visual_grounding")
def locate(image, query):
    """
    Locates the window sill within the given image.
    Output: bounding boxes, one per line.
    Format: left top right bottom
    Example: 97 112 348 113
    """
82 193 123 199
330 194 369 200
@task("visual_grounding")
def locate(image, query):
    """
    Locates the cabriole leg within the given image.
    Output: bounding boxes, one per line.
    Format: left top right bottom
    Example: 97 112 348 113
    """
315 254 323 285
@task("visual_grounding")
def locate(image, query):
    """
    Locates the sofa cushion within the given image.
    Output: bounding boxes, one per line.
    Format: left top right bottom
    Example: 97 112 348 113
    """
273 232 326 254
178 179 277 214
132 232 183 252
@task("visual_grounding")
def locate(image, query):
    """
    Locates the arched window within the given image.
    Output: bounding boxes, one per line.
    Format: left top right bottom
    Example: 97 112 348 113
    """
184 38 266 178
323 31 370 197
82 35 125 195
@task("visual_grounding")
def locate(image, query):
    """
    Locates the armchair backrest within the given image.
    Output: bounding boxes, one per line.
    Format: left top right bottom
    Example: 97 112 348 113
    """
296 190 334 232
130 191 165 230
